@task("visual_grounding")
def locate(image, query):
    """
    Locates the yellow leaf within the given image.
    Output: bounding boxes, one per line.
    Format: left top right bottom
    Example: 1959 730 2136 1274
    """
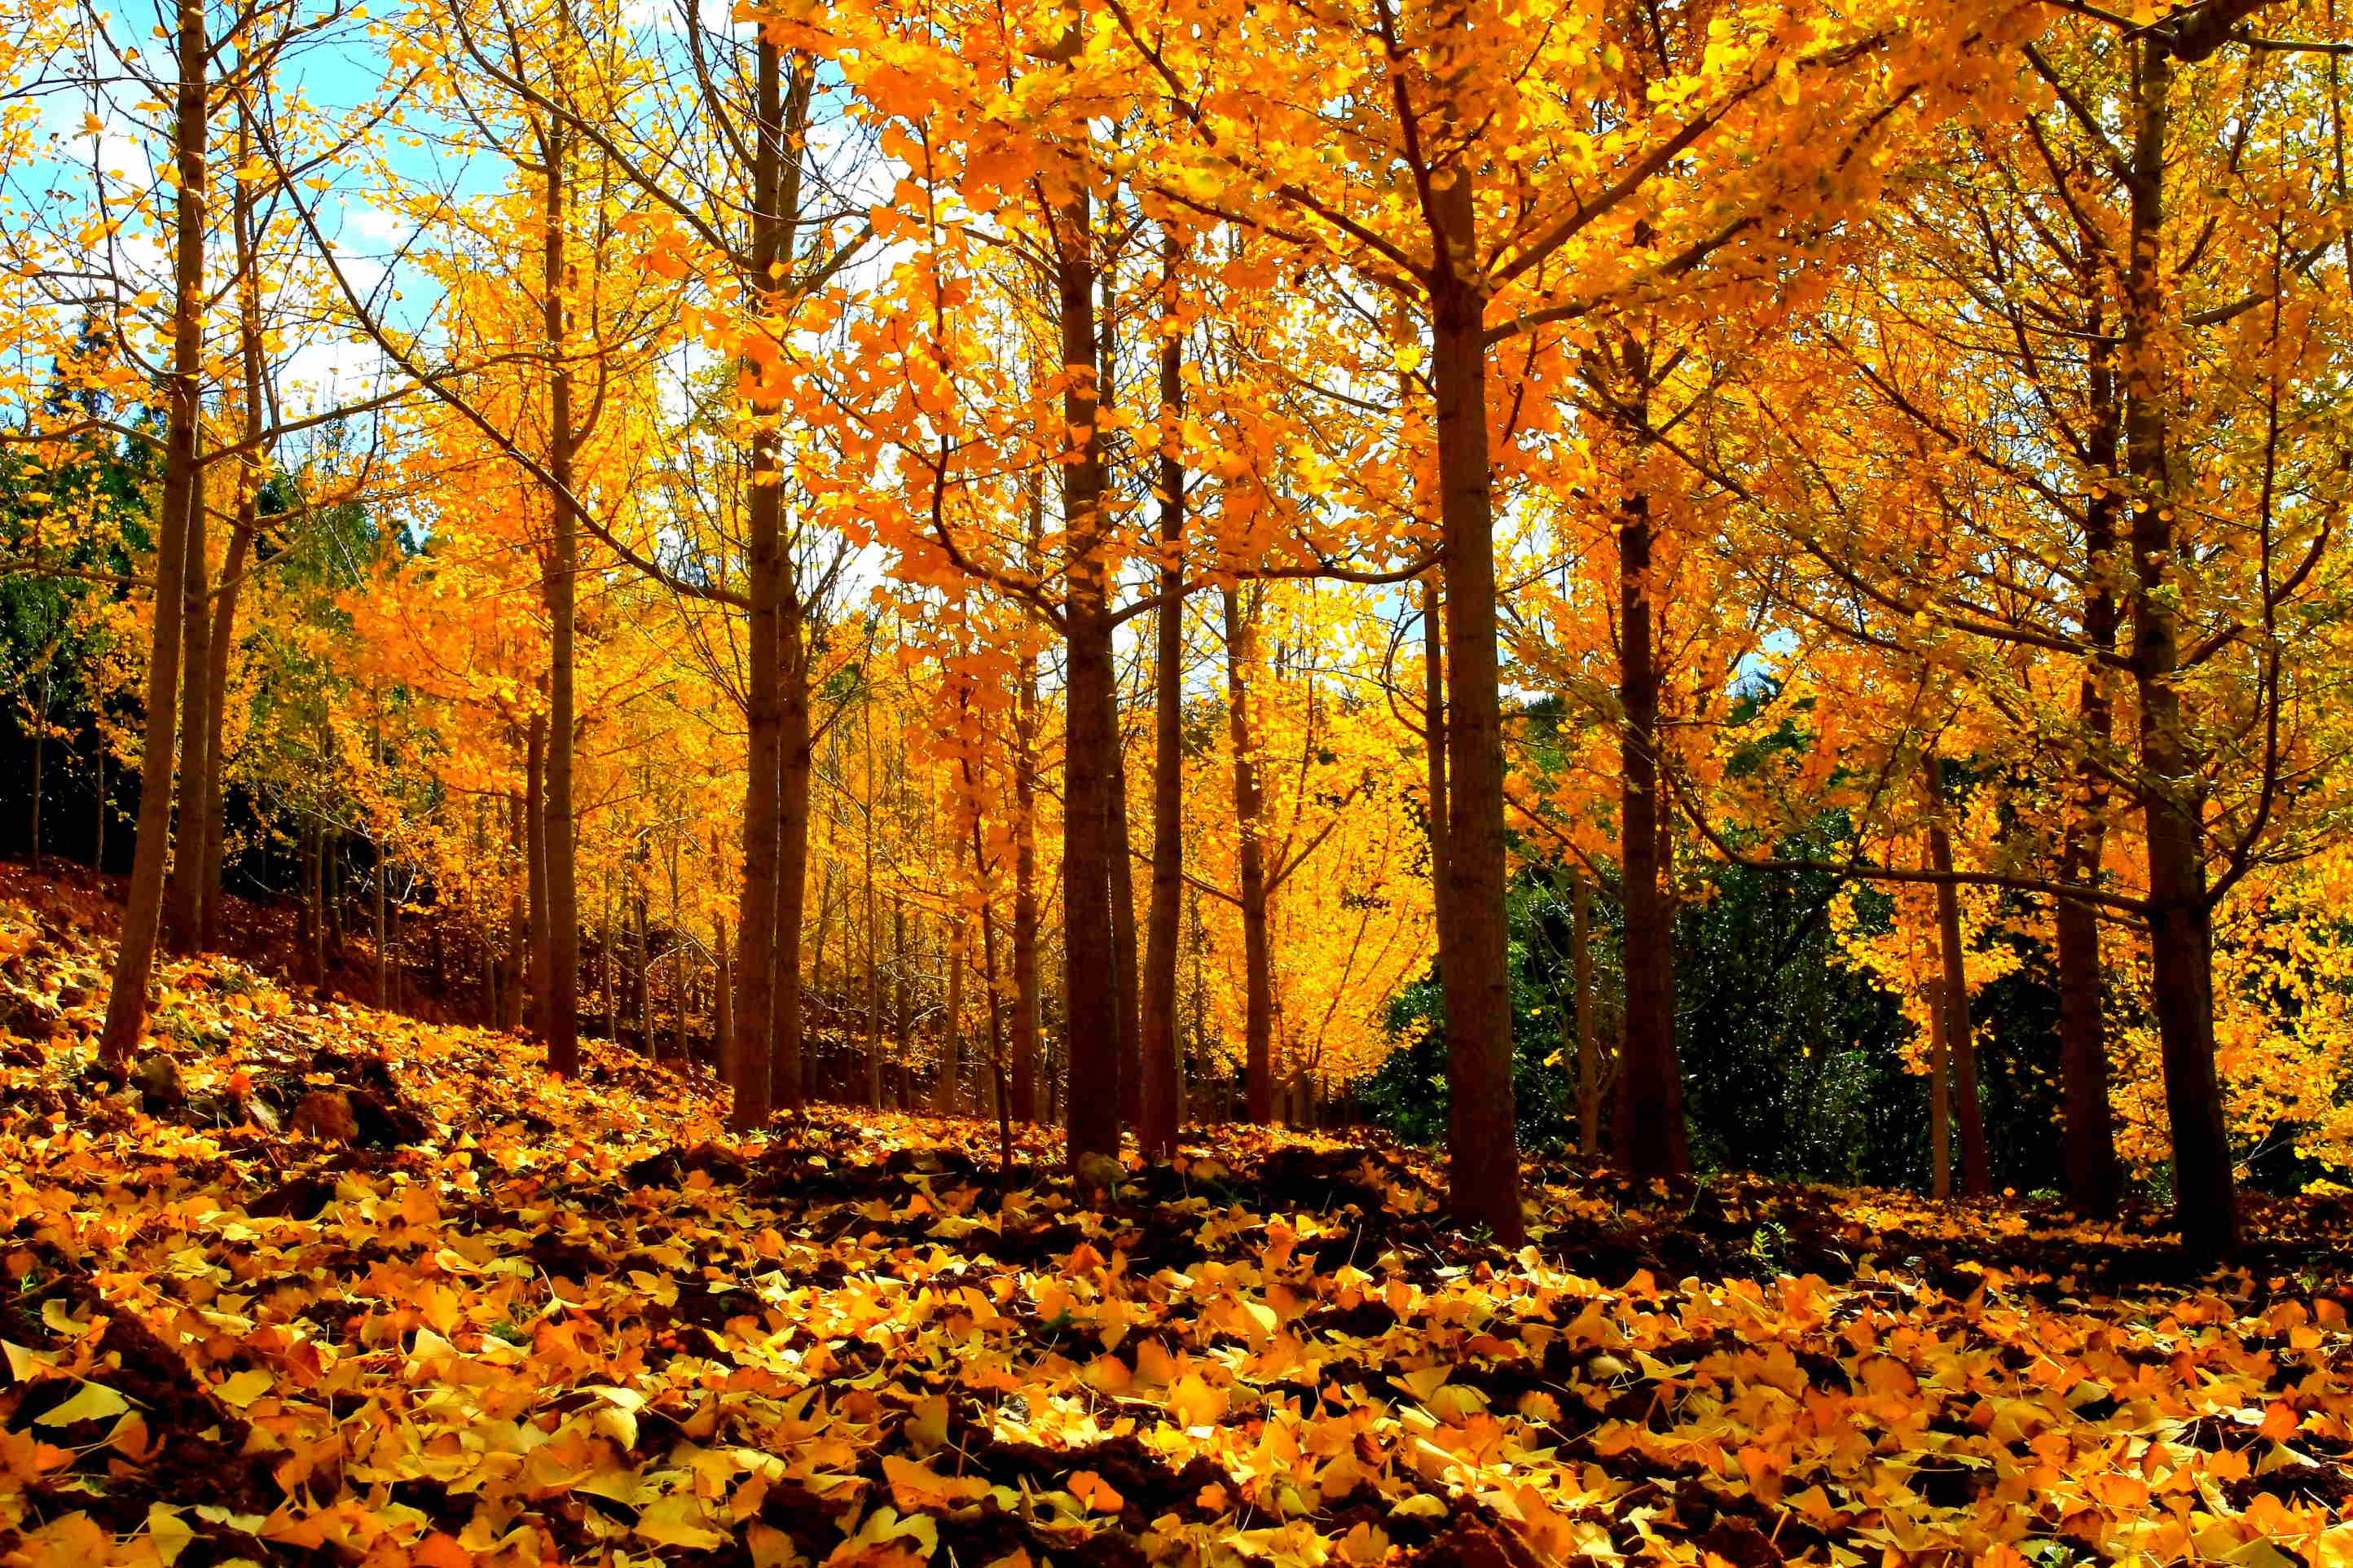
216 1368 274 1408
34 1380 130 1427
638 1493 729 1551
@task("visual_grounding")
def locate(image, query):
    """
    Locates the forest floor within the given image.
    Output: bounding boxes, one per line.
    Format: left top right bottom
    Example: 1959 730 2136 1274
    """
2 874 2351 1568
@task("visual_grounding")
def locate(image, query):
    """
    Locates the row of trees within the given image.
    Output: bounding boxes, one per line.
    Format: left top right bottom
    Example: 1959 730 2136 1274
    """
7 0 2353 1256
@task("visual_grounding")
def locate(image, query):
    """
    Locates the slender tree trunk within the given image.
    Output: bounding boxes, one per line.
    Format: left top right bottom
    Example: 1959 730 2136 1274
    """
1139 276 1187 1158
504 788 528 1030
194 520 250 950
1423 572 1449 968
539 117 583 1079
1111 745 1142 1130
99 0 207 1068
864 705 884 1109
297 819 320 986
29 663 45 875
726 39 797 1131
2058 318 2123 1216
1056 179 1123 1171
375 837 390 1007
322 819 344 964
636 892 653 1052
163 454 211 955
1013 605 1042 1122
196 134 269 951
1222 587 1276 1122
814 858 838 1084
526 715 549 1037
1924 753 1990 1197
2056 797 2122 1216
715 915 734 1077
1427 171 1523 1241
971 812 1008 1105
1573 869 1600 1157
1927 969 1952 1200
773 584 813 1109
938 920 965 1115
2125 38 2236 1258
1613 481 1686 1179
892 897 910 1096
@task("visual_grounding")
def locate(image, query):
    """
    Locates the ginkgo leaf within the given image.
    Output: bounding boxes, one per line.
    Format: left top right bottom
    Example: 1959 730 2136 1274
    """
636 1494 728 1551
33 1381 130 1428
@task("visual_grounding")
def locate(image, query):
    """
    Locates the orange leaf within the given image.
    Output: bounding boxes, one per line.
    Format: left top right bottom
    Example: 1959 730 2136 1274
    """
1068 1470 1124 1513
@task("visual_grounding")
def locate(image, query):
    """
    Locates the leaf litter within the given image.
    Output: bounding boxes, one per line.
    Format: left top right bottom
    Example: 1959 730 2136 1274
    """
2 888 2351 1568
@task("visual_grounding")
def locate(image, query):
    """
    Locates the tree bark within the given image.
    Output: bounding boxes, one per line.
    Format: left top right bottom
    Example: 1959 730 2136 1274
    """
539 113 582 1078
726 37 793 1131
1924 753 1990 1197
298 818 323 987
504 788 528 1029
163 452 211 956
938 919 965 1114
195 131 270 951
1012 639 1042 1122
99 0 207 1068
772 579 814 1109
1139 272 1187 1159
526 714 549 1038
1422 572 1449 972
1613 481 1686 1179
2059 321 2126 1217
715 914 734 1076
1223 586 1276 1122
1573 869 1600 1157
1427 167 1524 1241
864 704 884 1109
1056 178 1123 1170
2125 37 2236 1258
1111 745 1142 1131
1927 972 1952 1200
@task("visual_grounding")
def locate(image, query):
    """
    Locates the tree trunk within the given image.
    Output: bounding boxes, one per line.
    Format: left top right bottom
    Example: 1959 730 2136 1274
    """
1427 174 1524 1241
864 705 884 1109
725 39 798 1131
636 892 653 1052
194 520 252 950
892 897 910 1091
29 664 45 875
1423 572 1449 971
99 0 206 1068
2057 255 2126 1219
1056 178 1123 1171
772 585 814 1110
196 139 270 951
163 452 212 956
1927 972 1952 1200
1223 586 1276 1122
1924 753 1990 1196
938 920 964 1114
1111 744 1142 1131
715 915 734 1077
539 117 582 1079
1573 869 1600 1157
2125 38 2236 1259
1013 611 1042 1122
504 788 528 1030
374 837 390 1007
1613 481 1686 1179
297 818 322 986
1139 279 1187 1159
526 714 549 1037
